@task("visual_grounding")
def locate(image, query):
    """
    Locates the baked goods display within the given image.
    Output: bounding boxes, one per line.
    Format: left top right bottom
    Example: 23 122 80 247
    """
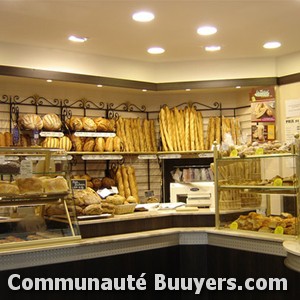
42 113 62 131
0 182 20 195
159 105 243 151
115 165 139 203
102 194 137 214
116 117 157 152
220 141 292 157
229 212 296 235
42 176 69 193
16 177 44 194
66 116 115 133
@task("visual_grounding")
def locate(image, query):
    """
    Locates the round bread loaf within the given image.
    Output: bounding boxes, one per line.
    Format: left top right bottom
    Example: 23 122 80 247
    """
42 114 62 131
69 116 83 131
42 137 60 148
94 117 111 132
83 137 95 151
82 117 97 131
59 136 72 151
19 114 43 130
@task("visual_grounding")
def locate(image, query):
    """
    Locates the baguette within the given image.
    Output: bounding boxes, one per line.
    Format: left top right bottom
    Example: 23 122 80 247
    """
127 166 139 203
116 167 125 197
121 165 131 198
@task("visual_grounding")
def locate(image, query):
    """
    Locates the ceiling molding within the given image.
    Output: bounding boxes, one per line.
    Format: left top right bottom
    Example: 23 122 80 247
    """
0 65 299 91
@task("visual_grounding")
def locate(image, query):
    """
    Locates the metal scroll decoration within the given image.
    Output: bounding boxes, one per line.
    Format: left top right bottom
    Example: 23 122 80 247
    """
63 98 106 118
161 101 221 112
107 102 146 119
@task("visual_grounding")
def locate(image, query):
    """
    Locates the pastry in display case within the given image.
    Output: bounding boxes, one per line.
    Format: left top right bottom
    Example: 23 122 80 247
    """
0 147 81 250
213 140 299 236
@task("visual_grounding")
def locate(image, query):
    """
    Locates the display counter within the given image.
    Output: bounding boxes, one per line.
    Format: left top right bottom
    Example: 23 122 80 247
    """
0 223 296 271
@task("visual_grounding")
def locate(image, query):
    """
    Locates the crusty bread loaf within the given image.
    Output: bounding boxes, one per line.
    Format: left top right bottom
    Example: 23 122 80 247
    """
69 116 83 131
83 138 95 152
94 117 111 132
0 182 20 195
19 114 43 130
94 137 105 152
70 134 83 151
42 114 62 131
42 176 69 193
82 117 97 132
83 204 103 215
16 177 43 194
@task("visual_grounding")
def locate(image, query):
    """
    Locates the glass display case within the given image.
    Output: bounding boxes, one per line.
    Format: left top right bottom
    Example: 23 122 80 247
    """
214 142 299 237
0 147 81 250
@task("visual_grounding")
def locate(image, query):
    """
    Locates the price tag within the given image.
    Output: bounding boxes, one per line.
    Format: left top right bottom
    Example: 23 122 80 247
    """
273 178 283 186
138 155 157 160
82 155 123 160
158 154 181 159
71 179 87 190
40 131 64 138
255 147 264 155
198 153 213 158
229 221 238 230
20 160 33 177
74 132 116 138
229 149 238 157
274 226 284 234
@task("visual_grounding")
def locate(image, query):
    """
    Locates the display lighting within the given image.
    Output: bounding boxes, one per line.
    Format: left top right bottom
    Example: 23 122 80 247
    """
68 35 88 43
147 47 165 54
197 26 217 36
132 11 155 22
263 41 281 49
205 45 221 52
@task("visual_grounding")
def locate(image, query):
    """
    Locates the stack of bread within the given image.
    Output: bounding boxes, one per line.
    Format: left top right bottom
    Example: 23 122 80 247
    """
116 117 157 152
115 165 139 203
0 176 69 196
66 116 115 132
45 187 115 216
230 212 296 235
159 105 205 151
102 194 137 214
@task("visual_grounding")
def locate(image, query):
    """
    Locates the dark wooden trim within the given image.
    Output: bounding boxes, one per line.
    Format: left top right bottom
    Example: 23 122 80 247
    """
157 77 277 91
277 72 300 85
1 65 300 91
0 65 157 91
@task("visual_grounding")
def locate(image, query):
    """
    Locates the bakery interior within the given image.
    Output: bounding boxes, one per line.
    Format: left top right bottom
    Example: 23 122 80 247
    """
0 1 300 298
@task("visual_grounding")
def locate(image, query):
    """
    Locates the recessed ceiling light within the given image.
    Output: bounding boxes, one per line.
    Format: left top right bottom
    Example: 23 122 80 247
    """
132 11 155 22
185 89 191 91
147 47 165 54
97 84 103 88
68 35 88 43
197 26 217 36
142 89 147 92
263 41 281 49
46 79 52 83
236 86 241 89
205 45 221 52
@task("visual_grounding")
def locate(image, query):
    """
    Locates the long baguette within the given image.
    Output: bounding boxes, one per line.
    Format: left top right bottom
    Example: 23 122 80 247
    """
184 107 190 151
160 107 173 151
150 119 157 151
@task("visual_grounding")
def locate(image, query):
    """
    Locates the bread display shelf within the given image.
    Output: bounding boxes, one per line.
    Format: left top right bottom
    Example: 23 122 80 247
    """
218 185 299 195
0 192 69 206
218 152 294 160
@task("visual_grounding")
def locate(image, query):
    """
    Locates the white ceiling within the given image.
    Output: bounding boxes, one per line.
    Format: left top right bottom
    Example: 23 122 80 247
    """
0 0 300 64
